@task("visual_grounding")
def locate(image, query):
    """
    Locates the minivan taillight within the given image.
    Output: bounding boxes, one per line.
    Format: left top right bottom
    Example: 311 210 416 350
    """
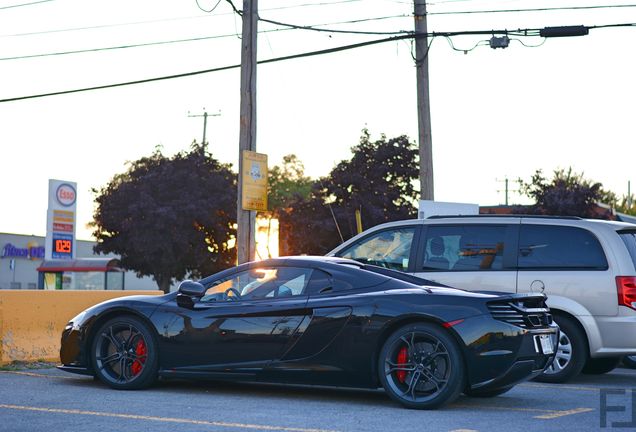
616 276 636 310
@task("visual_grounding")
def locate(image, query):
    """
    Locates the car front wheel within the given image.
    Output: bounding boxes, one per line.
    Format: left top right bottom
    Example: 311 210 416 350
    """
91 316 158 390
378 323 465 409
534 315 586 383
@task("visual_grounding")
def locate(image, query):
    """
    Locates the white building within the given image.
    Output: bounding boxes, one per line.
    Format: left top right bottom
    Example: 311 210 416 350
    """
0 232 158 290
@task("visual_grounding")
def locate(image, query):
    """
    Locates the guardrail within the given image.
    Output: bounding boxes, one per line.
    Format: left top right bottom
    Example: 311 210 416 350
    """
0 290 163 365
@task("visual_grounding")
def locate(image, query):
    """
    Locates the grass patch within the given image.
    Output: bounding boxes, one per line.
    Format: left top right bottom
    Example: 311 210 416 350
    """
0 360 57 371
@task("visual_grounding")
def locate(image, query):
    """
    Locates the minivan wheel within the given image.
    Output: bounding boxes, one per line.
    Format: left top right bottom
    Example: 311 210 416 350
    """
534 315 586 383
623 355 636 369
582 357 621 375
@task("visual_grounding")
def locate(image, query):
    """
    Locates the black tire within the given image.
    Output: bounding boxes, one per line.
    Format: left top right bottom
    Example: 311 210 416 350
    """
91 316 158 390
534 315 587 383
464 385 514 398
378 323 465 409
623 355 636 369
582 357 621 375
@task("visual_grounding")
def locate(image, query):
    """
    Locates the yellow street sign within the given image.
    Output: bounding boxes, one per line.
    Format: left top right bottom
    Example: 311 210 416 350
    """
241 150 268 211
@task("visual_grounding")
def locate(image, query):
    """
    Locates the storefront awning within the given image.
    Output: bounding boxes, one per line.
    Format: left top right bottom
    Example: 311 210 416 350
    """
37 258 122 273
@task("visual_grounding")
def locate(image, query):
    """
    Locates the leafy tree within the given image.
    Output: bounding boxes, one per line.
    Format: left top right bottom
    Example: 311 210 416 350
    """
517 168 614 219
615 195 636 216
91 143 237 293
268 154 313 213
280 130 419 255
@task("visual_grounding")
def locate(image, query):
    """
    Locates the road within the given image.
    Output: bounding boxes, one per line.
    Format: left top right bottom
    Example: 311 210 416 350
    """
1 366 635 432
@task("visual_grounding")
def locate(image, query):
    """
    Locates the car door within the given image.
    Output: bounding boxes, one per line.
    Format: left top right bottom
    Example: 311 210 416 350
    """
413 223 518 293
164 266 312 371
279 269 353 362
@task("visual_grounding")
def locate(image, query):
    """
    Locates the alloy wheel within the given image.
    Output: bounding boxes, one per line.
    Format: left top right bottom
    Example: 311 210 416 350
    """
543 329 572 375
94 322 149 385
383 331 452 403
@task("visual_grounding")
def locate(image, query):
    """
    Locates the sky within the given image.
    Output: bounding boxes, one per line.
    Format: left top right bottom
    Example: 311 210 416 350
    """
1 0 635 240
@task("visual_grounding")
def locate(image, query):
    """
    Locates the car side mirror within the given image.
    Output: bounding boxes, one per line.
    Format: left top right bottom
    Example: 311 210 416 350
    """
177 280 206 309
178 280 206 297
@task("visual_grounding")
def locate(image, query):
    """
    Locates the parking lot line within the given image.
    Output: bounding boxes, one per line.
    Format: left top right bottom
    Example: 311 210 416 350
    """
452 403 594 419
0 404 338 432
520 383 617 392
534 408 595 419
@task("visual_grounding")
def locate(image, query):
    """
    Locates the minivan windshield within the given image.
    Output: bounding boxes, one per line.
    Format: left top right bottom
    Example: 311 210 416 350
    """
619 230 636 271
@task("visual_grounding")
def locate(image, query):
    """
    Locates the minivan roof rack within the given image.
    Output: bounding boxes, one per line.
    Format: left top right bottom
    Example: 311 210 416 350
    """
426 214 583 220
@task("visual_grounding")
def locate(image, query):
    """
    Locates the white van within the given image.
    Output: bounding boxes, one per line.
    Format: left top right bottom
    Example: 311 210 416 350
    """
328 215 636 383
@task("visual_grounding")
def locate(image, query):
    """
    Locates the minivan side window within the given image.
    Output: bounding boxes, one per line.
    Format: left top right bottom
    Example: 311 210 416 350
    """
619 231 636 270
518 225 608 270
421 225 506 271
336 228 415 271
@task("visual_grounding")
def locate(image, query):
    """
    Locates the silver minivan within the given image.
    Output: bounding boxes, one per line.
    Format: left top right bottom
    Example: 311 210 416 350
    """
328 215 636 383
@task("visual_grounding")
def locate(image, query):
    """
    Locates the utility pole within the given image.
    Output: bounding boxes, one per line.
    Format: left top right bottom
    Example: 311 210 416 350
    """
237 0 258 264
497 177 517 206
188 109 221 153
415 0 434 200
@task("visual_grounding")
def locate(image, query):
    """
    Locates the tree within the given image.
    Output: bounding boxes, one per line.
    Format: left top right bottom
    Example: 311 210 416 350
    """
280 130 419 255
91 143 237 293
517 168 614 219
268 154 313 212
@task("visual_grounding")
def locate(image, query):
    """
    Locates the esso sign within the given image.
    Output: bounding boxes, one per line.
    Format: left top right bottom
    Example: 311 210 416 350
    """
56 184 76 207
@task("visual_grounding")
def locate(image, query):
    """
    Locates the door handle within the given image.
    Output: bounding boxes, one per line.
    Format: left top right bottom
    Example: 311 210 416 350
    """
530 280 545 293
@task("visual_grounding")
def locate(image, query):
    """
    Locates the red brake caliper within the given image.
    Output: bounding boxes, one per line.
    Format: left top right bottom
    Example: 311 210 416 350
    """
396 346 408 383
131 338 146 376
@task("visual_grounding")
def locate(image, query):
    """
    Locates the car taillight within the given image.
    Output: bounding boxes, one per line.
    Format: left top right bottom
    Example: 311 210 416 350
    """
616 276 636 310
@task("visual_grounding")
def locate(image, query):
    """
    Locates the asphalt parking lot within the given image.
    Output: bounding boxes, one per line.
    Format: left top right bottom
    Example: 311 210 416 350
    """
1 365 635 432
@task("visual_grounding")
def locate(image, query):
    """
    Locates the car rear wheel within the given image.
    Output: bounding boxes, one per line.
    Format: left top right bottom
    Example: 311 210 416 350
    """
91 316 158 390
582 357 621 375
534 315 586 383
378 323 465 409
464 385 514 398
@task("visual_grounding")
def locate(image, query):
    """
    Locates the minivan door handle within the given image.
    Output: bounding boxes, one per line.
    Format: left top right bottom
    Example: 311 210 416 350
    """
530 280 545 293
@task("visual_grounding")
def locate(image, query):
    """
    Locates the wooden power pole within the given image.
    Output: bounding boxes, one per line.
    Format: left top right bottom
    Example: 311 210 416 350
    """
415 0 434 200
237 0 258 264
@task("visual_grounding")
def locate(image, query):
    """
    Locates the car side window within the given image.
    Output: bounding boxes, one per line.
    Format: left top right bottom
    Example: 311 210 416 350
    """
518 225 608 270
336 228 415 271
421 225 506 271
201 267 312 302
305 269 333 295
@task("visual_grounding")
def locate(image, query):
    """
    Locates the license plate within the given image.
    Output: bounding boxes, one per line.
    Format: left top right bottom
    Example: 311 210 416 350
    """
539 334 554 355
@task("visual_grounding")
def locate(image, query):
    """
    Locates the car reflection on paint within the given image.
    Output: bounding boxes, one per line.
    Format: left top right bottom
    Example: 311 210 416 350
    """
59 256 558 409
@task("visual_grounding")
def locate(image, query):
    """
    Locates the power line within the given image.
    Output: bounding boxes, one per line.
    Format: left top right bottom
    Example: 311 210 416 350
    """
258 15 410 35
0 0 53 10
0 15 410 61
3 23 635 103
1 0 365 38
428 4 636 15
195 0 222 13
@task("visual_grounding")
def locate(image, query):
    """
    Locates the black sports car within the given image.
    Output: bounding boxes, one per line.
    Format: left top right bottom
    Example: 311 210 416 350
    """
59 256 558 409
